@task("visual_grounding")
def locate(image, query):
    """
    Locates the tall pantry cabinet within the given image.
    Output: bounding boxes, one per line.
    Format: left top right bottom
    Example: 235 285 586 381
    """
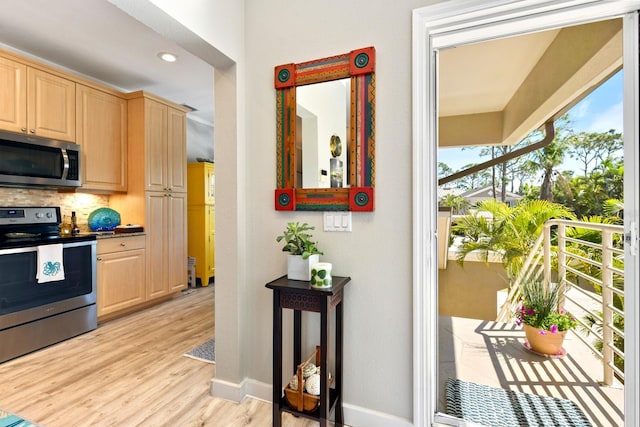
110 91 189 299
187 162 215 285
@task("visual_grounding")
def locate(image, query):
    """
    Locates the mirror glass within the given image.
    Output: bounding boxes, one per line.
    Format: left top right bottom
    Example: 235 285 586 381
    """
295 78 350 188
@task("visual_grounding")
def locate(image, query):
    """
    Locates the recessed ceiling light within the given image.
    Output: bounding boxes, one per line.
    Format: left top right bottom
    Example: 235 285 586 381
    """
158 52 178 63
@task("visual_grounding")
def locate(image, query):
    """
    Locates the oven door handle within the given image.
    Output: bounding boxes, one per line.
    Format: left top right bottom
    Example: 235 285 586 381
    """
0 240 96 255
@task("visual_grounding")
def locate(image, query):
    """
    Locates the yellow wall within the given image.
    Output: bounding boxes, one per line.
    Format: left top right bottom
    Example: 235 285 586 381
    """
439 260 509 321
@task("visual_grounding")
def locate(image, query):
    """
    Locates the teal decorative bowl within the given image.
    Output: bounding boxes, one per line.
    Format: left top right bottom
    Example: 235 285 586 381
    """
88 207 121 231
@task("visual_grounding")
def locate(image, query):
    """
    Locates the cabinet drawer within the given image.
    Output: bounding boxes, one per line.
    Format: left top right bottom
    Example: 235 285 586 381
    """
97 235 146 254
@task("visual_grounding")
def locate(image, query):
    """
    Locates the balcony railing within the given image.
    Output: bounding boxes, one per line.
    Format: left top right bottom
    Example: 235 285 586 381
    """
497 219 625 385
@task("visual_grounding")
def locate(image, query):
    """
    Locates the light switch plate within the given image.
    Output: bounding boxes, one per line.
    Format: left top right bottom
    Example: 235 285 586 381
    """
324 211 352 232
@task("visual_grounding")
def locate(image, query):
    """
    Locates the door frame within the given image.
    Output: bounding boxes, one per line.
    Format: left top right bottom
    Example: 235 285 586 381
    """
412 1 640 425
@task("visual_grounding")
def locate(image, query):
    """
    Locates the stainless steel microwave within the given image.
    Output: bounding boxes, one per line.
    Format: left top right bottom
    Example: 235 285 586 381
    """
0 130 81 188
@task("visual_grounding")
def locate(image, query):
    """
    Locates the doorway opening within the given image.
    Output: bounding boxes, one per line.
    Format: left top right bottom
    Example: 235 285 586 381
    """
413 1 640 426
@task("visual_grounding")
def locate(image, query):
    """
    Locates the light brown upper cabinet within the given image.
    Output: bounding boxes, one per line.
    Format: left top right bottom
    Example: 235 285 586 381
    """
0 55 75 142
76 84 127 192
0 56 27 133
134 97 187 193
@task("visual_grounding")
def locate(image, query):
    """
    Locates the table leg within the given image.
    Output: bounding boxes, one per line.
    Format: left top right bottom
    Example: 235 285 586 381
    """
294 310 301 369
320 298 329 427
336 300 344 426
273 291 282 427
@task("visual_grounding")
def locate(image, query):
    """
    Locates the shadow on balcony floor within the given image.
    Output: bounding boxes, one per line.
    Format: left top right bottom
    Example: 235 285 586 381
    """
438 317 624 427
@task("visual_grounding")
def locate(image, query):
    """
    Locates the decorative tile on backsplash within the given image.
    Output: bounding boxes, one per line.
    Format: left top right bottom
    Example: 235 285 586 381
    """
0 188 109 232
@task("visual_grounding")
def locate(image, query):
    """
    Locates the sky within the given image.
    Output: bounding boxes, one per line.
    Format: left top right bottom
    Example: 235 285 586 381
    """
438 70 624 174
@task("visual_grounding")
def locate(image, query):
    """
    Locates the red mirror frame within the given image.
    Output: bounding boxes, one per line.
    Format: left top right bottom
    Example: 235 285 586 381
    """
274 46 375 211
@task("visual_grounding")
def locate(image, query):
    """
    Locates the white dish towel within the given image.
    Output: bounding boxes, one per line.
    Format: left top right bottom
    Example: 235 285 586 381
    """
36 244 65 283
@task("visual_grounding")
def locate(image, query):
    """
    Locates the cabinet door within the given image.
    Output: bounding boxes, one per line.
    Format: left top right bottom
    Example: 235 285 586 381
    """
145 99 168 192
146 192 169 299
168 107 187 192
207 203 215 278
27 67 75 141
76 85 127 191
168 192 187 292
205 163 215 204
0 56 27 133
97 248 146 318
187 204 208 284
147 191 186 297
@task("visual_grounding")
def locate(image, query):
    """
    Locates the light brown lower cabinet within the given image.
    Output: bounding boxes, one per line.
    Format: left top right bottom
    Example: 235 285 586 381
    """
97 235 146 320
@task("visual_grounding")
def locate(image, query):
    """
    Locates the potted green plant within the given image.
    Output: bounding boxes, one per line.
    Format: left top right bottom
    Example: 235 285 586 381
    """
276 222 323 281
514 280 578 356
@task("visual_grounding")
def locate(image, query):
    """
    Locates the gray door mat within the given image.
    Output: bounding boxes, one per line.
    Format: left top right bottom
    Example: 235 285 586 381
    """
445 378 592 426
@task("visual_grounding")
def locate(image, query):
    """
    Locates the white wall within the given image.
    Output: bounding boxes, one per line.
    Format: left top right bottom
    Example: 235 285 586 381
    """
132 0 252 397
186 118 214 162
244 0 442 421
148 0 244 62
151 0 446 422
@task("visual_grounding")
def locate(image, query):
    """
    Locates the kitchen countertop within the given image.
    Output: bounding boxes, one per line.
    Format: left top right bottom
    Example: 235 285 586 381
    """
79 231 146 239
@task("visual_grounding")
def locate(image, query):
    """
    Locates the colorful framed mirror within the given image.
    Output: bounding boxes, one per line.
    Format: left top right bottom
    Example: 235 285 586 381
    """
274 46 375 211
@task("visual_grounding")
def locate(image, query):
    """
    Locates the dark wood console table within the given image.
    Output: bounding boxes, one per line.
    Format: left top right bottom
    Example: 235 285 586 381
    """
266 275 351 427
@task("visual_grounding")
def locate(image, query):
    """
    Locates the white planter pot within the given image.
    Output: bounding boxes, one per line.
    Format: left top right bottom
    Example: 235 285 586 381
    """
287 254 319 281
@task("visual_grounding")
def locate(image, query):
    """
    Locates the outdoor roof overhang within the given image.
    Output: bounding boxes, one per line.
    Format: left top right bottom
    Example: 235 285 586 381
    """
438 19 622 148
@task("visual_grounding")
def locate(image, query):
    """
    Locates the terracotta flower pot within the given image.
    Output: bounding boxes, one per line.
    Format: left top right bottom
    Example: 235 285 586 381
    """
524 324 567 355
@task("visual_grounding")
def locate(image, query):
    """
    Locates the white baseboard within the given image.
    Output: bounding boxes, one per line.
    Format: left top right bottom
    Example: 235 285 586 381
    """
210 377 274 403
244 378 273 402
210 377 246 402
343 403 413 427
210 378 412 427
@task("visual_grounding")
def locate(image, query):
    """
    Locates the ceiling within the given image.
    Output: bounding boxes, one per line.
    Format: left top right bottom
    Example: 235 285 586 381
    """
438 19 622 148
0 3 622 149
0 0 214 127
438 30 560 117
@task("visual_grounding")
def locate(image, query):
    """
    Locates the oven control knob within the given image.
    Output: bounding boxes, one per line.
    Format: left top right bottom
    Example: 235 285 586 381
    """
35 212 43 219
46 212 53 218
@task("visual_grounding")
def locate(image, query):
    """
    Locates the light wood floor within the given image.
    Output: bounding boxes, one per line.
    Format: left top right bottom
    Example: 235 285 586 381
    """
0 286 319 426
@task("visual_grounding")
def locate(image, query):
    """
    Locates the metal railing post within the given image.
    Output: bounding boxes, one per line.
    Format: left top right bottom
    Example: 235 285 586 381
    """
543 223 552 288
602 230 614 385
557 223 566 307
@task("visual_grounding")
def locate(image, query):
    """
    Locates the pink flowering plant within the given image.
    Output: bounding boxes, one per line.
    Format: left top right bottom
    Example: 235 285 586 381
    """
514 280 578 334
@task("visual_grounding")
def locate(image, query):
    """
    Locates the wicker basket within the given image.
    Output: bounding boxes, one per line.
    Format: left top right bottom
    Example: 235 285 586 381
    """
283 346 332 412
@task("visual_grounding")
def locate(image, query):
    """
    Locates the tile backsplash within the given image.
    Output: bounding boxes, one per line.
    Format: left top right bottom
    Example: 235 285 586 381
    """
0 188 109 232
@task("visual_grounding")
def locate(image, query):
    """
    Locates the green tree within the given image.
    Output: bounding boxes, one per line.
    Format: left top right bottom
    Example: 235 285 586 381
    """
439 194 470 214
527 139 570 201
604 198 624 219
453 199 575 280
454 163 492 190
567 130 623 177
438 162 453 179
556 158 623 217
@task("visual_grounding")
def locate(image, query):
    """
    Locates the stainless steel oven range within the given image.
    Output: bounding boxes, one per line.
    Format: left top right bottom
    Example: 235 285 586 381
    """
0 206 97 363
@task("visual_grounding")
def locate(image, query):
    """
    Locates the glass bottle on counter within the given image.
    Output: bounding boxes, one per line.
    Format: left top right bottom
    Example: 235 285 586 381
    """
60 216 72 236
71 211 80 235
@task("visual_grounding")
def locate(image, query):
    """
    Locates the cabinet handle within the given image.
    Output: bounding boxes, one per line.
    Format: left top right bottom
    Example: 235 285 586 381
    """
29 129 36 134
120 243 126 247
97 257 103 261
21 127 27 132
